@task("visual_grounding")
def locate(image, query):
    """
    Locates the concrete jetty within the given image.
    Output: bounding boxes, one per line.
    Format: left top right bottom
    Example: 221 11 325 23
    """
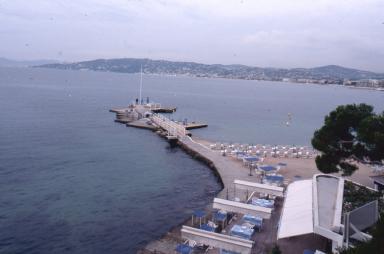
113 104 376 254
127 119 158 131
110 104 254 197
110 104 282 253
110 104 207 132
178 136 257 199
151 107 176 113
185 122 208 130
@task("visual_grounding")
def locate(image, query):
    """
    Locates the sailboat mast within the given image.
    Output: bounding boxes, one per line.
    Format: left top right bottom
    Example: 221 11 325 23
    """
139 64 143 105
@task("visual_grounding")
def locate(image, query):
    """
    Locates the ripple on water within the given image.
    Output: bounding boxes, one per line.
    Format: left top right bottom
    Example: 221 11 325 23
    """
0 68 222 253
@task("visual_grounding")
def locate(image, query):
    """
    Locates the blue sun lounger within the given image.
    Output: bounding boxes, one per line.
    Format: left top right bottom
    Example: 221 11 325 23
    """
229 224 254 240
242 214 263 230
175 244 192 254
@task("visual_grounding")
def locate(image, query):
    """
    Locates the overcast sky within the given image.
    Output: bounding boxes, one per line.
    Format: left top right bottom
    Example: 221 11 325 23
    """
0 0 383 71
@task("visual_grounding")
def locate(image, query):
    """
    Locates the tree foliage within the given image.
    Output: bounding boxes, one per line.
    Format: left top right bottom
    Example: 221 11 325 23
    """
270 244 282 254
312 103 384 175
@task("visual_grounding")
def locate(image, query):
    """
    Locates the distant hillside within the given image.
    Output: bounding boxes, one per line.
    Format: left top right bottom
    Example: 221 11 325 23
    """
0 57 58 67
37 58 384 82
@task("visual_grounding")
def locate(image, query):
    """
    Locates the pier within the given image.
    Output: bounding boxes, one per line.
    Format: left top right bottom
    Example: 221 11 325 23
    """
151 107 177 113
110 104 208 136
110 103 376 254
178 135 257 199
110 104 255 199
110 104 282 254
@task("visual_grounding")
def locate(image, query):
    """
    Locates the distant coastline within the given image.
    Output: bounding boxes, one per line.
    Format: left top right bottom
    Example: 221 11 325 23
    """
35 57 384 89
3 64 383 91
344 85 384 92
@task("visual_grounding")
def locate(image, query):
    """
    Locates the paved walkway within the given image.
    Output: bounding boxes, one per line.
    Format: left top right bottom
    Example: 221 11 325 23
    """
180 136 259 200
110 107 286 253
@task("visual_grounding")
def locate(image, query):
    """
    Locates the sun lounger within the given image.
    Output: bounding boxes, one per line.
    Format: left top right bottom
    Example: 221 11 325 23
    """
263 174 284 186
242 214 263 231
250 197 274 208
207 220 218 229
176 243 193 254
229 224 254 240
200 223 215 232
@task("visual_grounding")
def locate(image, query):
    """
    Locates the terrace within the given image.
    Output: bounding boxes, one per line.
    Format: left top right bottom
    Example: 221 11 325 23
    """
177 180 285 254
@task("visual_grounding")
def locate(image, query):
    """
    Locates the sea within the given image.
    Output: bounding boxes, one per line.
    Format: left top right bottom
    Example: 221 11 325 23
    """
0 67 383 254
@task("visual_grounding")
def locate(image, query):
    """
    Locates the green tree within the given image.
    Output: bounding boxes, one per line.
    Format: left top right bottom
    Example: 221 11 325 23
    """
270 244 282 254
312 103 384 176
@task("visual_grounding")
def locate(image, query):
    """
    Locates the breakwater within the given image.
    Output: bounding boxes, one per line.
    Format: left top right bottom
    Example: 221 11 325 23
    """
110 104 257 200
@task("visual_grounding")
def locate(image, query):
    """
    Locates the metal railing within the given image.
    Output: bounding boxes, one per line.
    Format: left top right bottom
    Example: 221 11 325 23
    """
151 113 186 138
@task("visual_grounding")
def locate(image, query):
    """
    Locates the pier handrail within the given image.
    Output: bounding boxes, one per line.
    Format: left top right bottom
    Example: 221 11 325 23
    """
184 136 211 150
151 113 187 138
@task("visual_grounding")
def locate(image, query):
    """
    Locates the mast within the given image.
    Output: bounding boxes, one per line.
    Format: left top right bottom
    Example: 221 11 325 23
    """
139 64 143 105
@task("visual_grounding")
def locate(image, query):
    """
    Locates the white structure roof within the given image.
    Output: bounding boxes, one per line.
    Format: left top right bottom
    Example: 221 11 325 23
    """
277 175 345 251
234 180 284 197
181 226 253 254
371 175 384 185
277 179 314 239
314 175 344 230
213 198 272 219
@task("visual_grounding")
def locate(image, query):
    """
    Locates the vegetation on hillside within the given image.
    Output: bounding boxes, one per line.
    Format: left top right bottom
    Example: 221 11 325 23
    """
343 181 383 213
312 103 384 176
38 58 384 81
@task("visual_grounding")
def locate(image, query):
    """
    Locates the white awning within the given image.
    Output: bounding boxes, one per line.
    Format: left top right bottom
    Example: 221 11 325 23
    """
213 198 272 219
277 180 314 239
181 226 253 254
234 179 284 197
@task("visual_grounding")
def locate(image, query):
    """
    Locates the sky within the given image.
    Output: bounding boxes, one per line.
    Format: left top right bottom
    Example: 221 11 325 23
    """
0 0 383 71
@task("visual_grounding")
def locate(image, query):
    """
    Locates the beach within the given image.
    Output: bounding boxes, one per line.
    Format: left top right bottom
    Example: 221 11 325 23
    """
138 134 377 254
194 136 375 188
2 67 383 254
107 88 383 253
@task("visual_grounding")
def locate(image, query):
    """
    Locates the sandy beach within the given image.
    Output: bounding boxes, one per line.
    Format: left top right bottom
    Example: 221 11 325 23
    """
139 134 379 253
193 136 376 188
265 157 375 188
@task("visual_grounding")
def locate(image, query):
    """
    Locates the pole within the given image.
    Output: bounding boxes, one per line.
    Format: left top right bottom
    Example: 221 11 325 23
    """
139 64 143 105
234 184 236 199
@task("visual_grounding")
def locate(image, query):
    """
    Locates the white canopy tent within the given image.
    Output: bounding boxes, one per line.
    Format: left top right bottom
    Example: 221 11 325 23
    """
277 175 346 252
234 180 284 197
181 226 253 254
213 198 272 219
277 179 314 239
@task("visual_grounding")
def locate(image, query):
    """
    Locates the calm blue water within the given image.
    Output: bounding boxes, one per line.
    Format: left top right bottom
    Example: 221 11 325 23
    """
0 67 383 254
0 67 221 254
